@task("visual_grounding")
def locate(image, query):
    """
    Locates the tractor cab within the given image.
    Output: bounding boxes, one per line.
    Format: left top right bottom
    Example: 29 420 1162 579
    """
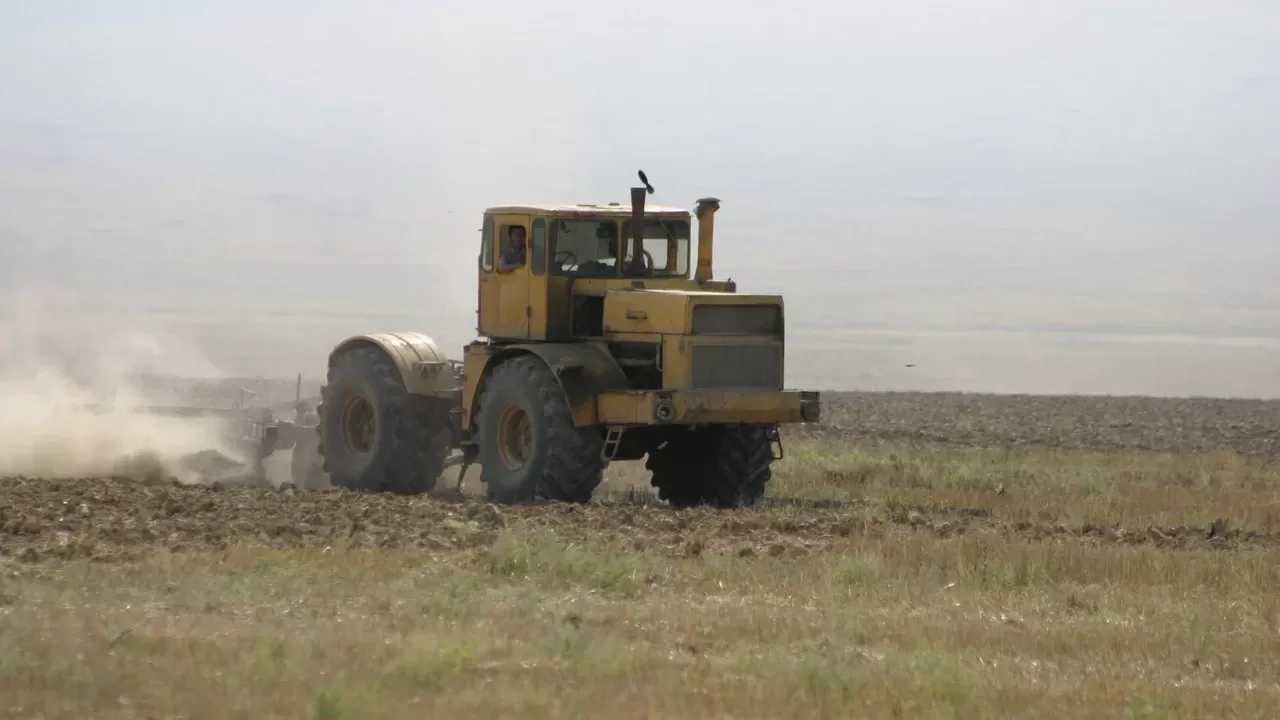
477 182 730 342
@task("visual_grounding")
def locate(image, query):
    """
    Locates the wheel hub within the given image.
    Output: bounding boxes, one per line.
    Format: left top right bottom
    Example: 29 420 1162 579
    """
340 394 376 455
496 404 533 470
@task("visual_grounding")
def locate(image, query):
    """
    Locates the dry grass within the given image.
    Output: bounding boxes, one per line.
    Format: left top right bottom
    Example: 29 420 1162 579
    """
4 391 1280 718
3 525 1278 718
767 441 1280 532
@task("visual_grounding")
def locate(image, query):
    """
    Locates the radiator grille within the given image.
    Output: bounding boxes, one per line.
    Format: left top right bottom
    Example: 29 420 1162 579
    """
691 343 783 390
692 304 782 335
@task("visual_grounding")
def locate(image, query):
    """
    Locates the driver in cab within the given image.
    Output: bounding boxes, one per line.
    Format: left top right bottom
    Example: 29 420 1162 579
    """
497 226 527 273
576 225 651 277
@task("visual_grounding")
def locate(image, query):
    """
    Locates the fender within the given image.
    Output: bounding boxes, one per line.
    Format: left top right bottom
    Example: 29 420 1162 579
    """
466 342 629 428
329 332 463 398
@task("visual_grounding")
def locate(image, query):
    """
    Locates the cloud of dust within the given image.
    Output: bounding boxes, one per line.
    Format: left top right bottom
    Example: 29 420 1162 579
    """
0 292 246 484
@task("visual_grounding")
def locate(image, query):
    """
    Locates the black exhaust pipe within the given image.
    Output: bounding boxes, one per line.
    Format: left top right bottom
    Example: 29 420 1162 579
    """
630 170 655 271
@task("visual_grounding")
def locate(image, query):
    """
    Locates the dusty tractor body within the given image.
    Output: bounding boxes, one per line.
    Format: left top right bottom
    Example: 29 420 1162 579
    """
315 173 820 507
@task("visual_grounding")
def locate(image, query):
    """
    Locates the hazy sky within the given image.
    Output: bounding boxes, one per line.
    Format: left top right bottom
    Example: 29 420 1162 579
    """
1 0 1277 397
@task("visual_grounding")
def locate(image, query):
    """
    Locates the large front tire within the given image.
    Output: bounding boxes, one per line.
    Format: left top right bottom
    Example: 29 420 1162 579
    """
476 355 606 504
646 425 776 509
316 346 450 495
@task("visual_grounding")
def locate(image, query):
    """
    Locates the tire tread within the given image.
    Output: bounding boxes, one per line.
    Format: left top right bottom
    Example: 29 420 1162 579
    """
477 355 606 504
316 346 449 494
646 425 775 508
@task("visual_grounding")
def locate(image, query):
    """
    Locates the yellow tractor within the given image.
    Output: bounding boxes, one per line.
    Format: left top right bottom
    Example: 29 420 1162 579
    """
315 172 820 507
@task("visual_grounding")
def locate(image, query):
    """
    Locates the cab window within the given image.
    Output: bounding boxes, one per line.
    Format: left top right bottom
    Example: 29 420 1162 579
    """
480 215 494 272
531 219 547 276
550 219 622 277
497 224 528 273
621 218 691 277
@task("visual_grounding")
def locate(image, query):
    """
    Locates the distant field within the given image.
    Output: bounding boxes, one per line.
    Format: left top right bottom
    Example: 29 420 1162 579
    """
2 389 1279 717
131 375 1280 458
812 391 1280 458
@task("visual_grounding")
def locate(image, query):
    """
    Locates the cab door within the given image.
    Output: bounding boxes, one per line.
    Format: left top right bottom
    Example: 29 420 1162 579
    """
477 214 499 335
527 218 548 340
493 214 531 340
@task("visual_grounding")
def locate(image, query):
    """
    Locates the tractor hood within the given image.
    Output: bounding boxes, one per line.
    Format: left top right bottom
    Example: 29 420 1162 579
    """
601 288 784 336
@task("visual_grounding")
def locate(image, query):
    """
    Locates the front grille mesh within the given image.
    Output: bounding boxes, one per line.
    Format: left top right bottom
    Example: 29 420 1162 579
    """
691 343 783 390
692 304 782 335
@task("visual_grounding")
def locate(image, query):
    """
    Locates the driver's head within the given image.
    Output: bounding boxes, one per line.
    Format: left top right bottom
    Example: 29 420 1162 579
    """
508 226 526 250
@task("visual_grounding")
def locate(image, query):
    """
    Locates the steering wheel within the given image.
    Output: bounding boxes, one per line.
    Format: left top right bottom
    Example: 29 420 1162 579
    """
626 249 655 276
554 250 577 272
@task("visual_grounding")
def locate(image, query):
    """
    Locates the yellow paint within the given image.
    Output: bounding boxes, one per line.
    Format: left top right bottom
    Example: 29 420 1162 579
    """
569 394 598 427
567 277 737 294
596 389 819 427
601 291 690 334
602 289 785 335
694 198 719 283
661 335 692 389
459 343 493 430
484 213 531 339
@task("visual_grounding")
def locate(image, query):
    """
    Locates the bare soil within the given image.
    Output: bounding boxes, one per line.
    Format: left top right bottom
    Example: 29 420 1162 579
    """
809 391 1280 457
1 473 1272 567
1 391 1277 567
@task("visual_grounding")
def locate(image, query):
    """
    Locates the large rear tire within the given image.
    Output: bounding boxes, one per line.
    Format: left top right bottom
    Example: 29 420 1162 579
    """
316 346 450 495
475 355 606 504
646 425 775 509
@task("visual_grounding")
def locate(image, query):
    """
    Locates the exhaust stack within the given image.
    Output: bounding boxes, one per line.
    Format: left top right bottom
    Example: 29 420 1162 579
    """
631 170 655 266
694 197 720 283
630 186 646 251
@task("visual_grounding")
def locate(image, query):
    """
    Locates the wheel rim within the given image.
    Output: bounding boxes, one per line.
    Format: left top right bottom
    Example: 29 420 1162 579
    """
340 393 376 455
496 403 533 470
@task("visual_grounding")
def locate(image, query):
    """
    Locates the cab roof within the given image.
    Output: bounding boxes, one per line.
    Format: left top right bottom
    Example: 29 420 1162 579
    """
484 203 691 219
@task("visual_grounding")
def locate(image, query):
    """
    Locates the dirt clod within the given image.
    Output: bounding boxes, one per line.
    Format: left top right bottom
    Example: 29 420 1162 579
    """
0 473 1275 564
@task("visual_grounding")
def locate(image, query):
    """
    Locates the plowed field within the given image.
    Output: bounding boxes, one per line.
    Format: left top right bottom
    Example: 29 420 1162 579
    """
1 472 1275 568
812 391 1280 457
2 390 1278 718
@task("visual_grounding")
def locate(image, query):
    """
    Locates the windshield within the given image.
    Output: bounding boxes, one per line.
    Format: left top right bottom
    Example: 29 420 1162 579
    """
621 218 691 277
551 217 690 278
550 219 621 277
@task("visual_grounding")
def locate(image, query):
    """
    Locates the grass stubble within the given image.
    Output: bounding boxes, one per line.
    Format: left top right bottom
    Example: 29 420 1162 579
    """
2 392 1280 718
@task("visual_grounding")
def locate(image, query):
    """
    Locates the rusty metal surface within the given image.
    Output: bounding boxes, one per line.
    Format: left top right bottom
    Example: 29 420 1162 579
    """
328 332 463 398
597 389 818 426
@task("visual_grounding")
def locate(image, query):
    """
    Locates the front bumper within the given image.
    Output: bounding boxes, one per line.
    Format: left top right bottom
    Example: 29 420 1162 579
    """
594 389 821 427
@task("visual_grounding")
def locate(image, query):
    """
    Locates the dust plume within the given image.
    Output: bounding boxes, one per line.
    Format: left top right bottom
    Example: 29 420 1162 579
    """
0 298 242 484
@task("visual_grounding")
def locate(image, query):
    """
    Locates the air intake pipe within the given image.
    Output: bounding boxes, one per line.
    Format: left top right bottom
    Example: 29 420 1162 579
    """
694 197 719 284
